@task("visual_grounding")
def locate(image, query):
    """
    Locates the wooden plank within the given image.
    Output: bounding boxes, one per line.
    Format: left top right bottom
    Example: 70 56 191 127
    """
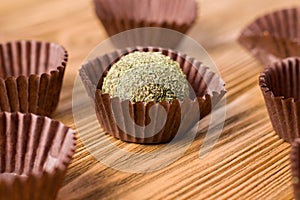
0 0 299 199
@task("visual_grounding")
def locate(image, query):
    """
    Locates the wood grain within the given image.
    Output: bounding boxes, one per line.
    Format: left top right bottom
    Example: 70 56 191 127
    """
1 0 299 199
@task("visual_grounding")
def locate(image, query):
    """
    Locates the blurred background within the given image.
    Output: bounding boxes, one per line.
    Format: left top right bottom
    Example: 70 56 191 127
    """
1 0 299 74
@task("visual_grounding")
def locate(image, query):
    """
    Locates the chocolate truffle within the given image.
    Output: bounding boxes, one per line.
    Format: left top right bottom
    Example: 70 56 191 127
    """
102 52 190 103
79 46 226 143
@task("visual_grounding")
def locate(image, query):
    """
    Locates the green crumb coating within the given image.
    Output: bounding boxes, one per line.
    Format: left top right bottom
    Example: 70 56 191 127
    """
102 51 189 103
131 83 176 103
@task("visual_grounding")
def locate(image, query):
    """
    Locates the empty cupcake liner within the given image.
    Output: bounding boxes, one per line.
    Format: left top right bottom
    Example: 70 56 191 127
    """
93 0 198 40
291 138 300 200
238 7 300 66
0 112 76 200
80 46 226 144
0 40 68 116
259 57 300 143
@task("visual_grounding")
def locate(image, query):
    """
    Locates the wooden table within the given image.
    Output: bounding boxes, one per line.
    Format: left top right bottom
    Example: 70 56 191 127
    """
1 0 300 199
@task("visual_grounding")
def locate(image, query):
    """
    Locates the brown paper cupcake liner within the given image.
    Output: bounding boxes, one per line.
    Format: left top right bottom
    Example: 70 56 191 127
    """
238 7 300 66
93 0 198 36
0 112 76 200
259 57 300 143
0 40 68 116
80 46 226 144
291 138 300 200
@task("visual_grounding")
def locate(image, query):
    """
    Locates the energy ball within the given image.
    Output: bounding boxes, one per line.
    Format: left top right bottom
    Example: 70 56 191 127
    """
102 51 190 103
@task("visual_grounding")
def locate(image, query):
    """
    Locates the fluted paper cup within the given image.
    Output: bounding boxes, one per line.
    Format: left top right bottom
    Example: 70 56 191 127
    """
93 0 197 36
0 112 76 200
239 7 300 66
259 57 300 143
93 0 198 48
80 46 226 144
0 40 68 116
291 138 300 200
